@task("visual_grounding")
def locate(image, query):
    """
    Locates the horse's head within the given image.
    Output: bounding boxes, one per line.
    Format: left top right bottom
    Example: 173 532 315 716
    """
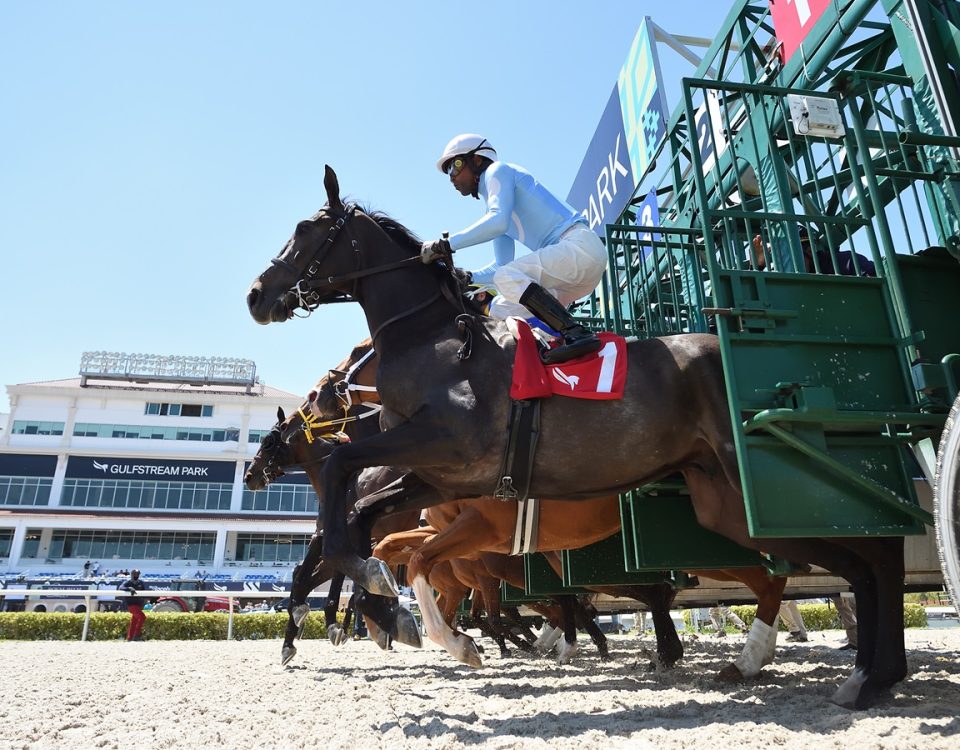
247 166 361 324
244 405 346 491
307 338 381 422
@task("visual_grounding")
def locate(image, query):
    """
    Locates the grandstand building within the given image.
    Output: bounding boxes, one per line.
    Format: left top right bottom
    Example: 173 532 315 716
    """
0 352 318 593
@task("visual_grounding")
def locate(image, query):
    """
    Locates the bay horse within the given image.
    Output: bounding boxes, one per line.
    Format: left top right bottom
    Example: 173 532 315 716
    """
246 166 908 708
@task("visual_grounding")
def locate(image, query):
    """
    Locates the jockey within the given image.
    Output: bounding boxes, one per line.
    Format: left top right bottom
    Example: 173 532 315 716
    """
421 133 607 364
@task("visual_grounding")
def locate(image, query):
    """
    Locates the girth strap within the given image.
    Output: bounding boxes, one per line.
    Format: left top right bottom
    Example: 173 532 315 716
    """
494 397 542 507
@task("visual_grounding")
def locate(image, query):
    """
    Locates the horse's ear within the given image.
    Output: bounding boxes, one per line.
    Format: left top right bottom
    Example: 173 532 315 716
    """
277 406 285 423
324 165 343 211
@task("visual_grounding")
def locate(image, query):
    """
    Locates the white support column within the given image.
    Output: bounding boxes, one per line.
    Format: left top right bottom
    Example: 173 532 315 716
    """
8 523 28 567
213 529 227 569
60 397 78 451
230 461 245 512
0 392 17 447
47 454 68 507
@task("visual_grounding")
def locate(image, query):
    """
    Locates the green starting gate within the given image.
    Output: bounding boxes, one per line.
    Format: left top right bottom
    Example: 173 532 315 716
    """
524 0 960 598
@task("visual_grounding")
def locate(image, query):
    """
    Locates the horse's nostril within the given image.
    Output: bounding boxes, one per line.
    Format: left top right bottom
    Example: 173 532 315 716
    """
308 390 318 402
247 288 260 308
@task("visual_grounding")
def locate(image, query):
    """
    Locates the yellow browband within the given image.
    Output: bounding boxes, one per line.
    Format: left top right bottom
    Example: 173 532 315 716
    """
296 406 353 445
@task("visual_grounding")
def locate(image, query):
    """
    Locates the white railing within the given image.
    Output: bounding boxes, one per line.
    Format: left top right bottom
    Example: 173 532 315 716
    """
1 589 306 642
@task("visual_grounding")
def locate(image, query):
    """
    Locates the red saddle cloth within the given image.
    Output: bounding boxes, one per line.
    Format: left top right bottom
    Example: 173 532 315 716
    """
510 320 627 401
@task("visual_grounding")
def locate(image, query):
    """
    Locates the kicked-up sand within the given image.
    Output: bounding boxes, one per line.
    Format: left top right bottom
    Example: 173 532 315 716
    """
0 627 957 749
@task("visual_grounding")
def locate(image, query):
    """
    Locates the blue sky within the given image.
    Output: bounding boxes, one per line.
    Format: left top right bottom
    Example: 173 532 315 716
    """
0 2 731 411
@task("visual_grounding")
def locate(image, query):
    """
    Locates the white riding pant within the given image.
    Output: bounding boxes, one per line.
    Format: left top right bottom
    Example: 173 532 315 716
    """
488 224 607 320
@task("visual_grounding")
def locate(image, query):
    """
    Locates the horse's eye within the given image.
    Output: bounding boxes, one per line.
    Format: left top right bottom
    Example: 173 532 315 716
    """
295 220 312 235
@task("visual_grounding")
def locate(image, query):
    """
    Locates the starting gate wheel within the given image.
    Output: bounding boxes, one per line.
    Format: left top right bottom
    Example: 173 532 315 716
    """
934 392 960 615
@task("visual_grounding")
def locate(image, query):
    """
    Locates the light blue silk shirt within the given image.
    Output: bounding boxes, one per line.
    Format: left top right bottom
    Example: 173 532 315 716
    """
447 161 586 286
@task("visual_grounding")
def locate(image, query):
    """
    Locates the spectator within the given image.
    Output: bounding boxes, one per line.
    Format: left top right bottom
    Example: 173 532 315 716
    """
82 560 92 578
709 605 748 636
92 561 101 577
119 569 150 642
831 593 858 650
751 228 876 276
779 600 808 642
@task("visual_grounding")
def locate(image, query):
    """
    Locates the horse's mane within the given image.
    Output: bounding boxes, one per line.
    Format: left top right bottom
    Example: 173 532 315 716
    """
354 203 422 256
353 203 486 316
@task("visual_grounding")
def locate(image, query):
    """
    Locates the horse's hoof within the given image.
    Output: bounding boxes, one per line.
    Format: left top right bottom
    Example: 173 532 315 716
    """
372 628 391 650
391 606 422 649
556 641 578 665
331 626 350 647
831 668 869 710
358 558 400 598
292 604 310 628
715 663 745 683
455 636 483 669
281 645 297 666
328 624 341 645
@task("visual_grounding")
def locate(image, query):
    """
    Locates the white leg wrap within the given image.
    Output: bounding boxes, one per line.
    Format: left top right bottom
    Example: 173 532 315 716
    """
533 624 557 651
762 615 780 666
734 618 776 678
556 639 579 665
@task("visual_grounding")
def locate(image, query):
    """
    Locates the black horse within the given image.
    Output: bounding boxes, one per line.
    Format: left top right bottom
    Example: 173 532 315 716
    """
247 166 908 708
244 404 423 663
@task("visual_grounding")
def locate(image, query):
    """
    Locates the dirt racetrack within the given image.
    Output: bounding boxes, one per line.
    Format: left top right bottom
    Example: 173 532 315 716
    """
0 628 957 749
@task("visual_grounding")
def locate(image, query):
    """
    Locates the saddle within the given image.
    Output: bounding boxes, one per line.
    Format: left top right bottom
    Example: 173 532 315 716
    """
508 319 627 400
495 320 629 554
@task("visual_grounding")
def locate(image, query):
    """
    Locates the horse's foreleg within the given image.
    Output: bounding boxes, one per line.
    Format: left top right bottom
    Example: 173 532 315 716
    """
707 568 787 681
281 534 327 666
631 583 682 669
319 424 459 596
325 573 349 646
553 595 579 665
571 596 608 659
503 606 538 644
410 573 482 668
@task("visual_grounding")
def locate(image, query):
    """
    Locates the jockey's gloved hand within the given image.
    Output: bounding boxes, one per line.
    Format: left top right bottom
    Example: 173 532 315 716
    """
420 237 452 264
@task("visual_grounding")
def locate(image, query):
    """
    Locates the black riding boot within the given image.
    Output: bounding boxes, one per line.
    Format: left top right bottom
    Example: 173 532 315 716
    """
518 283 601 364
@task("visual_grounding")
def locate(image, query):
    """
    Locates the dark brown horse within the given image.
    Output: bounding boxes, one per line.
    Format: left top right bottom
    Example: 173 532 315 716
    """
313 339 784 677
247 167 908 708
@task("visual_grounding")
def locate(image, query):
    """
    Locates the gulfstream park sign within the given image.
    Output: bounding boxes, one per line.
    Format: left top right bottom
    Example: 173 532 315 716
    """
567 18 667 233
66 456 235 482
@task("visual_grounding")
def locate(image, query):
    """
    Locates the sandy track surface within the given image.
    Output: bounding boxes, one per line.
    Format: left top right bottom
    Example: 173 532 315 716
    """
0 628 957 749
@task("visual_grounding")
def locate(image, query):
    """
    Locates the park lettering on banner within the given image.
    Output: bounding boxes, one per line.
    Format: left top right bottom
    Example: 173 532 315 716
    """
510 321 627 401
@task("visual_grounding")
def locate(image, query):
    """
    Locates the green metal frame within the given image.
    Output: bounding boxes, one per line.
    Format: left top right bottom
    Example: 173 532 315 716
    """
568 1 960 582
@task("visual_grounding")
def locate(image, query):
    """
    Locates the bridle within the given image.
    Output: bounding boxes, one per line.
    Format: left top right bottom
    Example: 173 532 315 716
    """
301 348 383 443
251 415 346 485
271 203 478 357
272 204 425 317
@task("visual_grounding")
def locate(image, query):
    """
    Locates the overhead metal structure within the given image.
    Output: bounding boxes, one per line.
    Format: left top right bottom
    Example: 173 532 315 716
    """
557 0 960 611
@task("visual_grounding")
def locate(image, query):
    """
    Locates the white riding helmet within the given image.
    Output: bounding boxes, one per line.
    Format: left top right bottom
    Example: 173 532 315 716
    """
436 134 498 173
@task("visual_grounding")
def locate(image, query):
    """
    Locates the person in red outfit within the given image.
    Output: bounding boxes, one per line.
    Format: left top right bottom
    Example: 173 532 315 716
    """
119 569 150 641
